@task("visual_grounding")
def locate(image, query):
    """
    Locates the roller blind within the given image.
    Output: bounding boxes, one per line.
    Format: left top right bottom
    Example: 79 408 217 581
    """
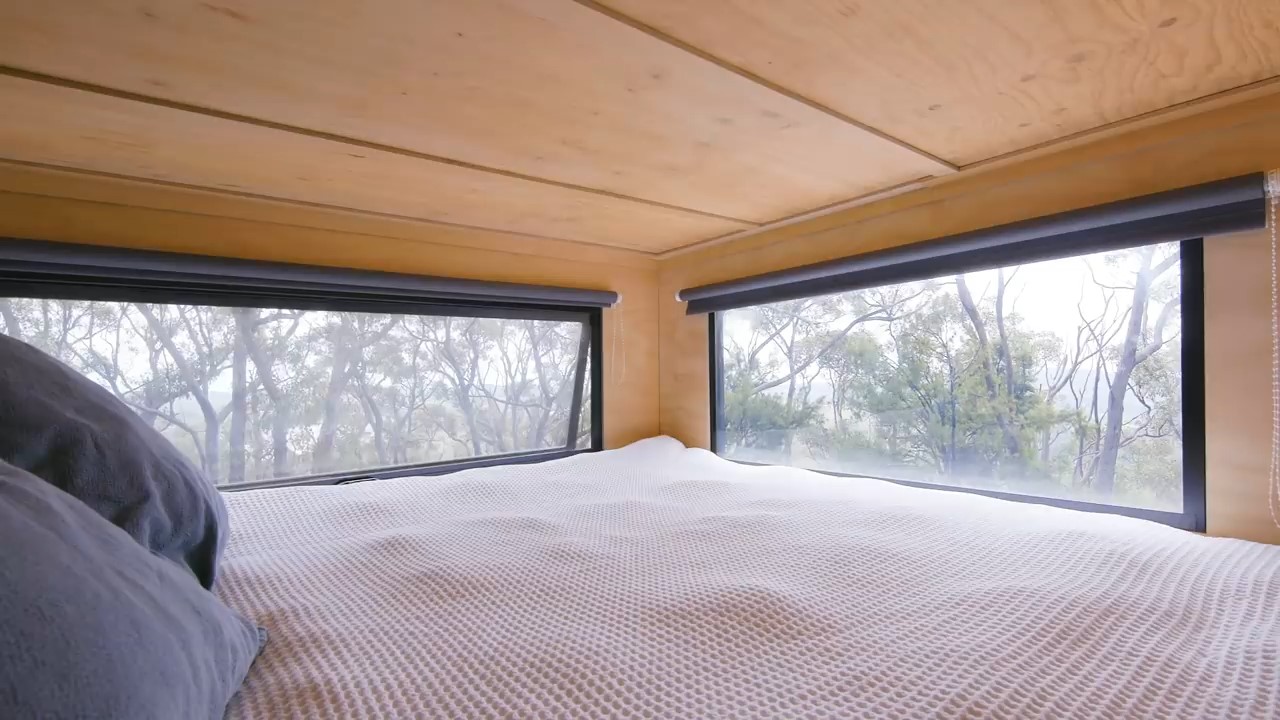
0 238 618 309
679 173 1267 315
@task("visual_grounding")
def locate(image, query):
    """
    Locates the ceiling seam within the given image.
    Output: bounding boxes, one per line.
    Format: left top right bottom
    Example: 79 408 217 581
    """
569 0 959 175
954 75 1280 174
0 65 758 226
0 157 674 258
653 76 1280 260
654 177 931 260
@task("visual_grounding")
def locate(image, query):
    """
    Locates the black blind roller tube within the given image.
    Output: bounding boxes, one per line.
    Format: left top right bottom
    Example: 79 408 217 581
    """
680 173 1267 315
0 238 618 309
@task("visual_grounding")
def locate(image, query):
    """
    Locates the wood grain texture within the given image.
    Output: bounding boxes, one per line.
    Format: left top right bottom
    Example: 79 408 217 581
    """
0 76 747 252
0 0 945 223
659 78 1280 260
1204 229 1280 545
0 187 661 450
0 161 657 270
601 0 1280 165
664 91 1280 291
658 92 1280 543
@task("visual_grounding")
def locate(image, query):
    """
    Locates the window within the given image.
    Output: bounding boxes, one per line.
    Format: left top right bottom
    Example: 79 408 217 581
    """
0 296 600 488
711 241 1204 528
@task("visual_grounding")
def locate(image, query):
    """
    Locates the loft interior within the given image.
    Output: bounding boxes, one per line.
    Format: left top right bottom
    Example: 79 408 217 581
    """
1 1 1276 252
1 2 1279 719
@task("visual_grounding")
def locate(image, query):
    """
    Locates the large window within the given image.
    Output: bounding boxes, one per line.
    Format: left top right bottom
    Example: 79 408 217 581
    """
0 296 599 487
712 241 1204 528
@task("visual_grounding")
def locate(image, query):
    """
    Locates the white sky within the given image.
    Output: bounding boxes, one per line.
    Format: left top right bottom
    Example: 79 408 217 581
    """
725 242 1180 347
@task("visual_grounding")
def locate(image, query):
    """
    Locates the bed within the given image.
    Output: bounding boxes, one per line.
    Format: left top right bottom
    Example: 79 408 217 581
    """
217 437 1280 719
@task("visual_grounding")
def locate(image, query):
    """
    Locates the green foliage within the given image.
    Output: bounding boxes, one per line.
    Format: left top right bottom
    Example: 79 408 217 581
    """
720 246 1185 511
0 298 588 485
722 380 820 453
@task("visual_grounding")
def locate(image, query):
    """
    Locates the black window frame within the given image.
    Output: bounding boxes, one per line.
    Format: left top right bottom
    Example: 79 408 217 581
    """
709 239 1206 532
0 279 605 491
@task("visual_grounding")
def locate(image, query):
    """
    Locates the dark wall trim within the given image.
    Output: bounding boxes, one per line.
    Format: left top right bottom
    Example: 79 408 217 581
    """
0 279 593 322
708 312 724 455
589 308 605 452
722 457 1202 531
681 174 1265 314
566 325 592 450
224 448 591 492
0 237 619 309
1179 239 1208 533
565 308 604 451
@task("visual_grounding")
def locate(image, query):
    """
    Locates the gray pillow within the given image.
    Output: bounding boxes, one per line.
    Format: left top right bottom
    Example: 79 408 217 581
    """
0 460 263 719
0 332 227 587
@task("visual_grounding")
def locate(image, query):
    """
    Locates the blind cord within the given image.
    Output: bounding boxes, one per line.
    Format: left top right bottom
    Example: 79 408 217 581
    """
1267 169 1280 529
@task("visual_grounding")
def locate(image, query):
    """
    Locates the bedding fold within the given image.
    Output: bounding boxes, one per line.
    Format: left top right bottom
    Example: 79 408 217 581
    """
219 437 1280 719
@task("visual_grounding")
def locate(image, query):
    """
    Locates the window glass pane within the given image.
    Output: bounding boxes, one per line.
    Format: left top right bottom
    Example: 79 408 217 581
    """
0 299 592 485
572 360 594 450
719 242 1184 512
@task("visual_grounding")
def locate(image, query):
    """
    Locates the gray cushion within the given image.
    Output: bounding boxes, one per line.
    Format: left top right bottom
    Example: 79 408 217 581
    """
0 333 227 587
0 459 263 719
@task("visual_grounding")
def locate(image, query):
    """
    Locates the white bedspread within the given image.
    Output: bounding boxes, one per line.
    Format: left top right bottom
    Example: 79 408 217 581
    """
218 437 1280 719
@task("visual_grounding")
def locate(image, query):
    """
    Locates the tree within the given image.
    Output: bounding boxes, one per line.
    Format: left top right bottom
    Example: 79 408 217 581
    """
135 303 233 480
1 298 590 486
235 307 303 478
1090 246 1181 493
0 298 21 340
955 271 1023 462
719 244 1185 508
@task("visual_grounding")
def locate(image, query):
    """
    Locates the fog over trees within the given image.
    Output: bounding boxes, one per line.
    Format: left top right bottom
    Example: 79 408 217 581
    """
721 243 1184 511
0 300 591 485
0 245 1179 507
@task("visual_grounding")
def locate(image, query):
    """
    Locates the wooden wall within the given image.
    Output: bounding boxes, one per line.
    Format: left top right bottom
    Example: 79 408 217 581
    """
0 162 661 449
3 90 1278 543
1204 228 1278 544
658 91 1280 544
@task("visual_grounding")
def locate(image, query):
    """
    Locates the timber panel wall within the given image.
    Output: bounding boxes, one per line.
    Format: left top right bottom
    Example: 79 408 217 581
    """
658 92 1280 544
3 0 1275 253
2 87 1278 542
0 163 661 449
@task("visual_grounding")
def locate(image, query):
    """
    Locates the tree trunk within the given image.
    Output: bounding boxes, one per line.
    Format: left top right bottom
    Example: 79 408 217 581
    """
249 392 265 480
994 269 1016 397
1094 250 1163 494
526 325 561 447
357 374 388 465
312 315 356 473
137 304 220 481
947 351 958 475
439 321 485 456
829 368 845 436
228 334 248 484
454 384 484 456
0 298 21 340
237 309 292 478
392 345 424 464
955 276 1022 461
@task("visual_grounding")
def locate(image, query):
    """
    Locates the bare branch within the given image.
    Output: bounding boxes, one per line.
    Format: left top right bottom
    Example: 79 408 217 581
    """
1135 296 1180 364
751 306 892 394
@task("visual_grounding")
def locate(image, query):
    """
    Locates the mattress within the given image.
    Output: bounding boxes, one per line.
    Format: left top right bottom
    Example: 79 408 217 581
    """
217 437 1280 719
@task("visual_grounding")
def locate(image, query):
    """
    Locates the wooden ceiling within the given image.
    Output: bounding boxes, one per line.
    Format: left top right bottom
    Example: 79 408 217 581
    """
0 0 1275 254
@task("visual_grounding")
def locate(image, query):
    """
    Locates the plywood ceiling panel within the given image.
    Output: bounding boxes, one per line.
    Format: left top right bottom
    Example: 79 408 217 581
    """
0 76 749 253
0 0 946 224
598 0 1280 165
